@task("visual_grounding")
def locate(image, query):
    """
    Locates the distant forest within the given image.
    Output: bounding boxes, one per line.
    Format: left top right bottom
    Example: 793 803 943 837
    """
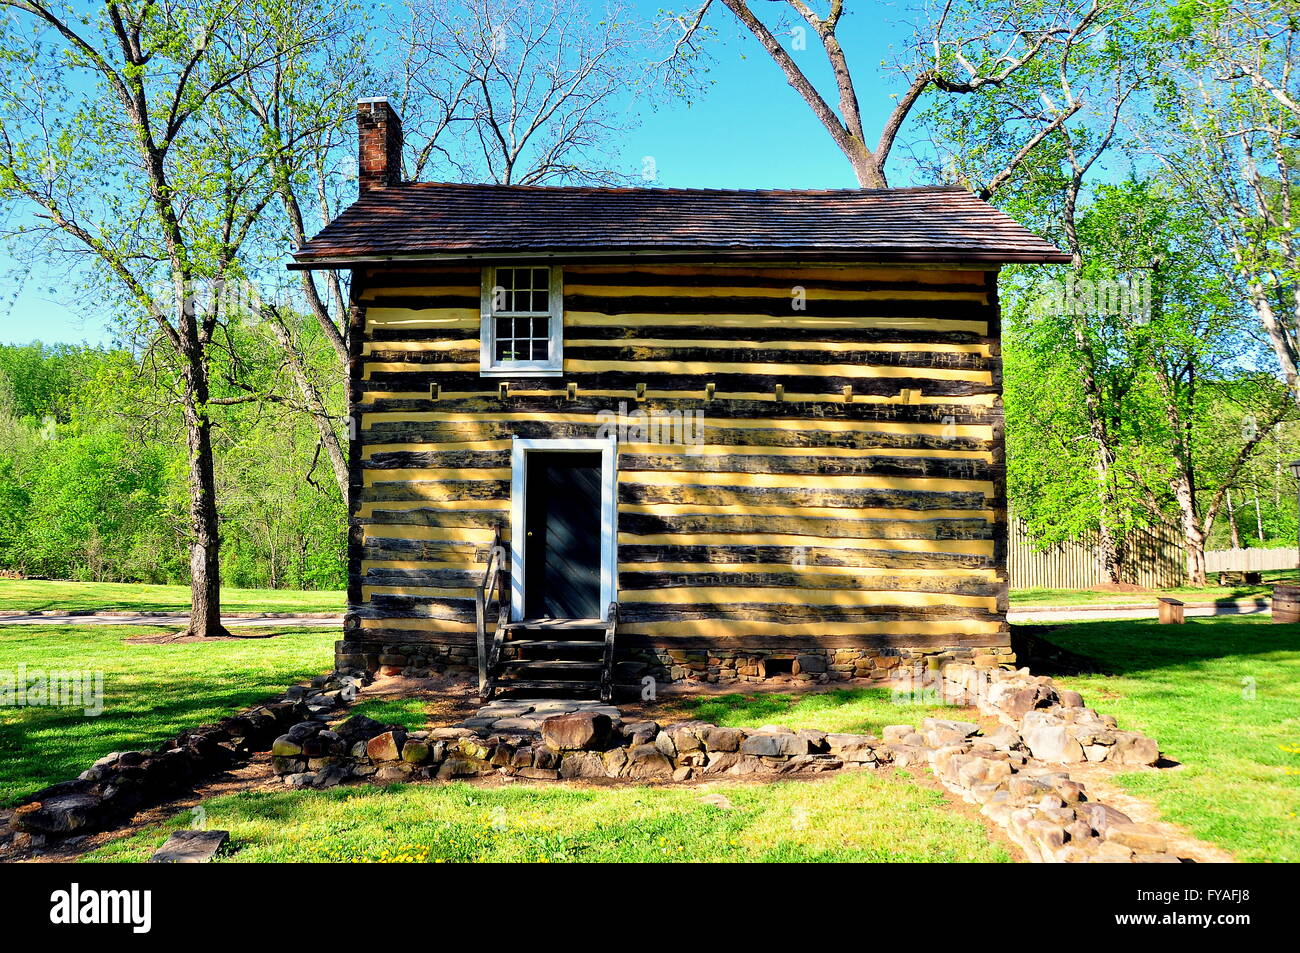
0 339 346 589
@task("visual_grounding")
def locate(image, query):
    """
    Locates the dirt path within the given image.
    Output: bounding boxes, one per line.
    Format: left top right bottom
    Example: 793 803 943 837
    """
1067 762 1236 863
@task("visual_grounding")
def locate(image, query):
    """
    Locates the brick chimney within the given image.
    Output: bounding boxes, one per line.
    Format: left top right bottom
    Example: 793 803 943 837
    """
357 97 403 194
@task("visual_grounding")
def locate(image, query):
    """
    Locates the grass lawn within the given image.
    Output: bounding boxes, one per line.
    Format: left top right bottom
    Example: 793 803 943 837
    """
0 624 338 805
346 697 432 732
1042 616 1300 862
0 579 344 614
652 686 962 735
82 771 1011 863
1009 569 1296 607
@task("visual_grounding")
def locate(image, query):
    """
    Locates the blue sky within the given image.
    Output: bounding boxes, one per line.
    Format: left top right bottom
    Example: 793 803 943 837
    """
0 1 910 347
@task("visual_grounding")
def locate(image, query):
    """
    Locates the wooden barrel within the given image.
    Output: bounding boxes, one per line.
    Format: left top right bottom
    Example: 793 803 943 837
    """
1272 585 1300 623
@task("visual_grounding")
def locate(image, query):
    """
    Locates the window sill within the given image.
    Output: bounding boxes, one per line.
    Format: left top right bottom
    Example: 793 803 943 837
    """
479 367 564 378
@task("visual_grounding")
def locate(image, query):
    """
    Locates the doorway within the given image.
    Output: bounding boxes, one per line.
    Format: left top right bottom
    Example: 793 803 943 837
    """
510 438 617 621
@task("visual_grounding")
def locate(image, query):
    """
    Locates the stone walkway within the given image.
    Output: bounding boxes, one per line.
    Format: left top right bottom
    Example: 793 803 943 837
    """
461 699 622 735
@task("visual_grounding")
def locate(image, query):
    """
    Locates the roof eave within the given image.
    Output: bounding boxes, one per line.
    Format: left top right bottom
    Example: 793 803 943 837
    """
287 246 1072 270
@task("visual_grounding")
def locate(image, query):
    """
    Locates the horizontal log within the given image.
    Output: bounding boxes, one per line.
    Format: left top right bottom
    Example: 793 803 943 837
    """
562 268 988 293
358 480 510 503
618 452 995 480
362 509 507 529
618 618 1000 637
618 570 1000 597
362 568 481 587
359 419 994 454
619 602 1002 624
360 293 479 310
366 343 991 372
618 483 989 510
370 322 996 347
616 543 996 570
564 344 990 371
362 268 481 287
618 513 994 539
362 537 501 562
361 369 997 399
358 395 995 423
354 596 477 622
362 450 510 470
563 293 990 319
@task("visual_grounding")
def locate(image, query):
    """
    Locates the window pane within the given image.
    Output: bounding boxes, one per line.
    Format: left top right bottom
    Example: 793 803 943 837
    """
494 338 510 361
532 316 549 338
530 339 549 361
532 288 549 312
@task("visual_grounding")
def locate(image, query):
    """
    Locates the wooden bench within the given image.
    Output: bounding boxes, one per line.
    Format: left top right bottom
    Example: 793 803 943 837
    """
1157 597 1185 625
1272 585 1300 623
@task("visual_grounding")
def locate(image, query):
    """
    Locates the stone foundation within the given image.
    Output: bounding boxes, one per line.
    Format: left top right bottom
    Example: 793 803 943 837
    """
334 638 1017 684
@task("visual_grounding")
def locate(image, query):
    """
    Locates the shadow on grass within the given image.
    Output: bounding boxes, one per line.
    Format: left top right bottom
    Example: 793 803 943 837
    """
1017 617 1300 677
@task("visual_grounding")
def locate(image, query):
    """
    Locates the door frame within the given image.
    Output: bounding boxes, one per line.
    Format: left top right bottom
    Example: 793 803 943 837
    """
509 436 617 622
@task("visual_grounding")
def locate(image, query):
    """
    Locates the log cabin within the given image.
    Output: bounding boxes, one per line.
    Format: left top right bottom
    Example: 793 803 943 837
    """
289 98 1069 701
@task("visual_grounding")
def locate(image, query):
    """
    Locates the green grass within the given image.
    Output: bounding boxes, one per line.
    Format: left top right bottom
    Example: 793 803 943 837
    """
346 698 432 732
0 625 338 805
1040 616 1300 862
81 771 1011 863
1008 569 1297 607
656 686 962 735
0 579 344 614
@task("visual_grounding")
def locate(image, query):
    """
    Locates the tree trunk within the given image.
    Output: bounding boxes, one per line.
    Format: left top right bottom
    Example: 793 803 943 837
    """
1172 470 1207 586
1226 488 1243 548
180 361 229 638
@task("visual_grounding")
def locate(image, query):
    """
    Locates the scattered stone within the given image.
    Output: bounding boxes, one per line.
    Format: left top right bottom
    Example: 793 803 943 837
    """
149 829 229 863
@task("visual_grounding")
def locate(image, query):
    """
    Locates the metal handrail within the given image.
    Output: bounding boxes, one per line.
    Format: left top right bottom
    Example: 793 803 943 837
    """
475 527 505 696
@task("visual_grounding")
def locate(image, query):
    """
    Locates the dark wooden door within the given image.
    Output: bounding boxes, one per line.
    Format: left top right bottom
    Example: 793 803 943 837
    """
523 451 602 619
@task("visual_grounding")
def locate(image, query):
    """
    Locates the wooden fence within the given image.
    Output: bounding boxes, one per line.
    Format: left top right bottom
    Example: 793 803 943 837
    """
1008 518 1187 590
1204 547 1298 573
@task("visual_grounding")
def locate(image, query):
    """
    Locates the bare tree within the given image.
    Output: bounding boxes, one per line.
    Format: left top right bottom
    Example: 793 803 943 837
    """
397 0 648 184
661 0 1103 192
1157 3 1300 409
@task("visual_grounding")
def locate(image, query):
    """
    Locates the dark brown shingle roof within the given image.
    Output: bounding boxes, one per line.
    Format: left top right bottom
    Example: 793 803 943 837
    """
289 182 1069 267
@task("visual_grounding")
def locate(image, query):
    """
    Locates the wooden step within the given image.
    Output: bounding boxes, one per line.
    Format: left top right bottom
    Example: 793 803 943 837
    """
499 659 602 670
503 618 605 631
497 679 601 691
504 639 605 650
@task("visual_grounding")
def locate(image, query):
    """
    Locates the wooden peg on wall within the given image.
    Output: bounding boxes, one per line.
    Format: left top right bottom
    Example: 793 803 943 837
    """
842 385 853 403
635 382 647 403
705 382 715 402
429 383 441 401
566 382 577 401
774 384 785 402
498 382 509 400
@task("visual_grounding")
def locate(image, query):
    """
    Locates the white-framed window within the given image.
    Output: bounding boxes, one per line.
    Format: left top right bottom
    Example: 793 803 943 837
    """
480 265 563 376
